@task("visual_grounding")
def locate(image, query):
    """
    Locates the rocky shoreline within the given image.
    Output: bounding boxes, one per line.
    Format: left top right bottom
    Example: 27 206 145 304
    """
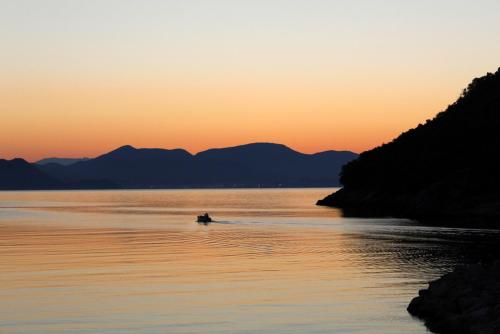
316 187 500 221
408 263 500 334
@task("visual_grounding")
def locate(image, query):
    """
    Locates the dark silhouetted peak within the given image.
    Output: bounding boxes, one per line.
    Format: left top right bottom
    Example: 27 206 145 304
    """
313 150 359 159
196 142 300 160
236 142 295 151
95 145 192 161
318 67 500 219
108 145 136 154
88 145 137 161
36 142 357 188
0 158 38 173
0 158 62 190
116 144 135 151
1 158 29 166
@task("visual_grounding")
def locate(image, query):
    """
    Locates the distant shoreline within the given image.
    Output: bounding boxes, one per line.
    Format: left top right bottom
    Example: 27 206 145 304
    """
1 143 356 192
0 186 340 192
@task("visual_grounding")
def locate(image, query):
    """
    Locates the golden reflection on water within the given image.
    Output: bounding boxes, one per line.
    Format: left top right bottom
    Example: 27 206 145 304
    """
1 189 481 333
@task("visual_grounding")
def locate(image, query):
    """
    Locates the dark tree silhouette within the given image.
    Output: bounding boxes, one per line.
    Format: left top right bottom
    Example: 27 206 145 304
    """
318 68 500 219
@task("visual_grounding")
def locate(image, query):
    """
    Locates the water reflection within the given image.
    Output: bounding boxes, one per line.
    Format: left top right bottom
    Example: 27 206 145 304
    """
1 189 499 334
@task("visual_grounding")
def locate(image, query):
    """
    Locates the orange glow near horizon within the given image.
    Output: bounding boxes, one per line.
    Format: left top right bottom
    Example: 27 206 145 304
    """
1 1 500 161
0 71 470 161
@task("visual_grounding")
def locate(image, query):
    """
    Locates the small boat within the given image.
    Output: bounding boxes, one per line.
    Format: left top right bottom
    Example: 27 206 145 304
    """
197 213 212 223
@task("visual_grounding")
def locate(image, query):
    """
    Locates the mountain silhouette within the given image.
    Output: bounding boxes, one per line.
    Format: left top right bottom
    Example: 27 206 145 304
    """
30 142 357 189
36 157 89 166
48 145 196 188
0 158 62 190
194 143 354 187
318 68 500 219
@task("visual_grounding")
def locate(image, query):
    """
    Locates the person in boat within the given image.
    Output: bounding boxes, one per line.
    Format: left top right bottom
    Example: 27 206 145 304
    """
197 213 212 223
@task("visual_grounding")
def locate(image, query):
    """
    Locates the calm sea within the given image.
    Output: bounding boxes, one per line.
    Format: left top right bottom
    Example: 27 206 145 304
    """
1 188 499 334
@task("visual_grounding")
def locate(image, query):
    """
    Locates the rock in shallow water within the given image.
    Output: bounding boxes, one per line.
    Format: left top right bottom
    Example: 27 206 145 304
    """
408 263 500 334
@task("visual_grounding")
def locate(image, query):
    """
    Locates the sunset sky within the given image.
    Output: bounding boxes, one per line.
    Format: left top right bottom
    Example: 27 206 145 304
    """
1 0 500 161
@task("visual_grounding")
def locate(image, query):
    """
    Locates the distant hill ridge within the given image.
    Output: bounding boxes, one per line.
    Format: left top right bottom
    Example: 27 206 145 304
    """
36 157 89 166
0 158 62 189
318 68 500 219
1 143 357 190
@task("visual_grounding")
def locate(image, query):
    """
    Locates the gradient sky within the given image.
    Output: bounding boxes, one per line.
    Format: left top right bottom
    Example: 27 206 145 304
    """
1 0 500 161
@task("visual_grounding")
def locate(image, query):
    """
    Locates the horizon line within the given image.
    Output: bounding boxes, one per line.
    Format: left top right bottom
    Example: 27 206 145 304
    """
3 141 361 163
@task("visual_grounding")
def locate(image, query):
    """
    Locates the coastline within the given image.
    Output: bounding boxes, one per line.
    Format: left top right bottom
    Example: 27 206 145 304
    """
408 262 500 334
317 187 500 221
